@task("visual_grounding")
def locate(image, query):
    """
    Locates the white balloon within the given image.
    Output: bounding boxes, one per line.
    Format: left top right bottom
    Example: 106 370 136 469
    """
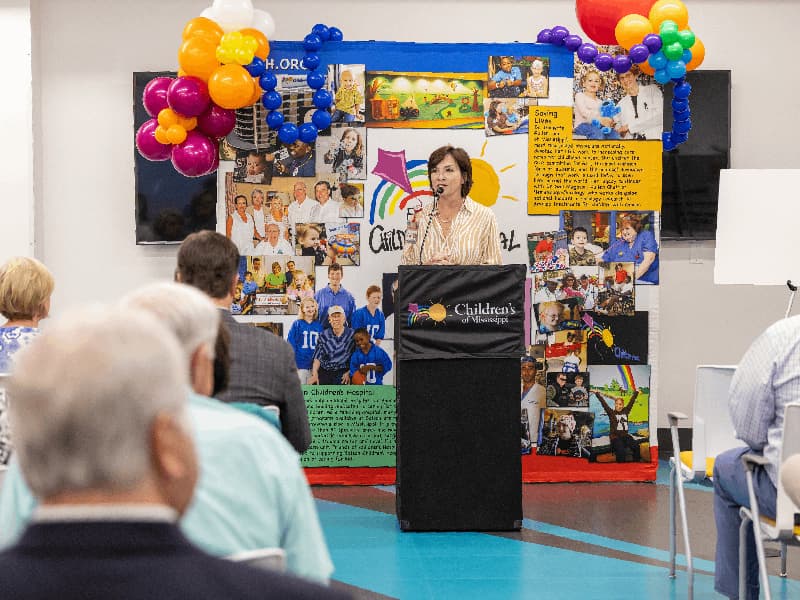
210 0 254 32
200 6 218 20
250 9 276 38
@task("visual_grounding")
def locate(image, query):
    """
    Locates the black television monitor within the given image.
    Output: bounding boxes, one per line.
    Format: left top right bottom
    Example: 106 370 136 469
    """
133 72 217 244
660 69 731 240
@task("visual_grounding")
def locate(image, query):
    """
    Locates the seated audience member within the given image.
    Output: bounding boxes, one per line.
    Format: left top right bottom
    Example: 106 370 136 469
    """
0 307 346 600
349 328 392 385
712 316 800 600
0 256 54 465
309 306 354 385
0 283 334 584
175 230 311 453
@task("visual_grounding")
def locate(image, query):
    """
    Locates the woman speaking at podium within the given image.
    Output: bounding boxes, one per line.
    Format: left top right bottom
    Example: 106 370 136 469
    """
401 145 502 266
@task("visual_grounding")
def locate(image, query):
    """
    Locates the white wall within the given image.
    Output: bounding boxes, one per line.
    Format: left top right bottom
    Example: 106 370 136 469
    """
24 0 800 426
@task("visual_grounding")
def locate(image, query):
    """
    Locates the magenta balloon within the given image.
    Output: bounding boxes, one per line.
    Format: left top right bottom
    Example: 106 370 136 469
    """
142 77 173 118
135 119 171 161
197 104 237 138
167 76 211 117
202 149 220 175
171 131 217 177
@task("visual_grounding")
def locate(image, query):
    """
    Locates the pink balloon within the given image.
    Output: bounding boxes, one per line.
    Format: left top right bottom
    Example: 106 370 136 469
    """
142 76 173 118
171 131 218 177
168 76 211 118
135 118 171 161
197 104 236 138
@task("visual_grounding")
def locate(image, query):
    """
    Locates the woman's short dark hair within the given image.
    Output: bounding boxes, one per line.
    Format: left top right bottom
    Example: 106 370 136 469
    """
177 230 239 299
428 145 473 198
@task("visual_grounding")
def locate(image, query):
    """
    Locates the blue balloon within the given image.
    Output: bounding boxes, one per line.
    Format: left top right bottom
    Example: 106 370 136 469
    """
654 69 670 84
672 107 691 122
564 35 583 52
265 110 285 129
672 118 692 134
629 44 650 64
311 24 330 41
671 98 689 112
681 49 693 64
302 53 321 70
536 28 553 44
594 53 613 72
674 82 692 99
666 60 687 80
298 123 319 144
312 109 332 130
673 131 688 144
261 91 282 110
312 89 333 109
648 51 667 71
328 27 344 41
245 57 266 77
303 34 322 52
259 72 277 92
550 25 569 46
307 71 326 90
278 123 299 144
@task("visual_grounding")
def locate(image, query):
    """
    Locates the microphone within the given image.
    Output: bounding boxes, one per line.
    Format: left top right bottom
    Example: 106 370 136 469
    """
435 186 444 196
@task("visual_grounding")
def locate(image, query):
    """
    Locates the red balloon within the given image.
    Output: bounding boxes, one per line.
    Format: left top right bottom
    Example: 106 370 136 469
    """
135 119 172 161
197 104 236 138
171 131 218 177
575 0 658 45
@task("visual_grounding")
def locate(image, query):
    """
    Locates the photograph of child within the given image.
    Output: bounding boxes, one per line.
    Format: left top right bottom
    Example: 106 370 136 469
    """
349 327 392 385
528 230 569 273
484 98 529 137
294 222 328 266
534 299 582 338
595 261 635 317
561 210 612 253
234 149 273 184
338 183 364 219
329 64 366 124
588 364 651 463
545 330 587 373
488 56 524 98
524 57 550 98
317 125 366 181
545 372 590 408
324 222 360 266
537 408 594 458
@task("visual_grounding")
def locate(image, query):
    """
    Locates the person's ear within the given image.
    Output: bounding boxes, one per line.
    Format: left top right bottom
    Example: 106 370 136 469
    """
229 273 239 296
189 345 214 397
150 412 197 515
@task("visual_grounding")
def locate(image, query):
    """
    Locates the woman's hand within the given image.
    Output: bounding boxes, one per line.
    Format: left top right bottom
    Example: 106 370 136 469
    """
341 371 351 384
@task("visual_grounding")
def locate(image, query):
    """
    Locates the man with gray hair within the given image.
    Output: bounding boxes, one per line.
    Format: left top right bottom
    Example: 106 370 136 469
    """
0 306 346 599
0 282 333 583
176 230 311 453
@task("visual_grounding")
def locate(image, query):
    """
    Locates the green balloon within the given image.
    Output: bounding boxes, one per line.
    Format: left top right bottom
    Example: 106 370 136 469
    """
678 29 696 49
659 20 680 45
663 41 684 61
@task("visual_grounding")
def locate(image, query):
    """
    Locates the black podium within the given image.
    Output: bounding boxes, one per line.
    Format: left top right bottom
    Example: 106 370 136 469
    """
395 264 525 531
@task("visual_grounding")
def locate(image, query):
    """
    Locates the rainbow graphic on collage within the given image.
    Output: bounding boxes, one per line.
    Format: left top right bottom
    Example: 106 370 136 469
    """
617 364 637 391
369 159 434 225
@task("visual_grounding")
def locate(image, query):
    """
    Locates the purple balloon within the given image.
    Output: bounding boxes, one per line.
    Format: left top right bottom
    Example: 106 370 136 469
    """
171 131 217 177
577 43 598 64
594 53 613 72
197 104 236 139
142 77 173 118
550 26 569 46
167 76 210 118
643 34 663 54
564 35 583 52
536 28 552 44
135 118 171 161
612 55 632 74
629 44 650 64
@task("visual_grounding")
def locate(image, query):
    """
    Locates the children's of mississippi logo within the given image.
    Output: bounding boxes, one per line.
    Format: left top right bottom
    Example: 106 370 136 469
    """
407 302 448 326
407 301 517 326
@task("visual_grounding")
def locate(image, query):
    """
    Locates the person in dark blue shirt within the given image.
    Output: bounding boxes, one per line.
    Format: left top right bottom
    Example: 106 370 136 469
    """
309 305 354 385
349 328 392 385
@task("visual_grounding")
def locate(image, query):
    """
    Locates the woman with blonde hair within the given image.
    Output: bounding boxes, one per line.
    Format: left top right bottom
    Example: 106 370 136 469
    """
0 257 54 374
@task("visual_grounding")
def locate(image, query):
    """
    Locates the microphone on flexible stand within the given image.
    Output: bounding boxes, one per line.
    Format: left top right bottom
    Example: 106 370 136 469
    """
418 186 444 265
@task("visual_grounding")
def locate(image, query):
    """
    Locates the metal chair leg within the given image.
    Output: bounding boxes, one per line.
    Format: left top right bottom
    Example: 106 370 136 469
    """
669 462 677 578
780 541 788 577
675 466 694 599
745 470 773 600
739 514 750 600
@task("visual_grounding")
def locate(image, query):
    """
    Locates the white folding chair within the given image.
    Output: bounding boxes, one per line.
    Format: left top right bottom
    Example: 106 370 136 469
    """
667 411 694 599
739 402 800 600
688 365 738 480
227 547 287 572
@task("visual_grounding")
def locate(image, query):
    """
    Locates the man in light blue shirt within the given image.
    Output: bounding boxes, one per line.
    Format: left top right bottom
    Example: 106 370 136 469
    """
712 316 800 600
0 283 333 584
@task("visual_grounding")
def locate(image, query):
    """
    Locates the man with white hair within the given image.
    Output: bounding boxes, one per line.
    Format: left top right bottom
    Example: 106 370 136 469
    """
0 282 333 584
0 306 346 599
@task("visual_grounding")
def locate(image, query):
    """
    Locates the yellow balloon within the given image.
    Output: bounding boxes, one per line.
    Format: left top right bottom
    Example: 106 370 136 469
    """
649 0 690 31
615 14 654 50
166 125 187 145
234 47 255 66
240 28 269 60
154 126 171 145
157 108 178 129
686 37 705 71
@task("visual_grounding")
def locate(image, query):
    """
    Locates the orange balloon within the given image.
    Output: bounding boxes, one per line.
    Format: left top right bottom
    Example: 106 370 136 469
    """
166 125 188 145
182 16 224 46
154 126 171 145
649 0 690 31
686 37 705 71
178 37 220 82
639 62 655 76
177 115 198 131
615 14 654 50
246 77 263 106
240 28 270 60
208 64 256 110
157 108 179 129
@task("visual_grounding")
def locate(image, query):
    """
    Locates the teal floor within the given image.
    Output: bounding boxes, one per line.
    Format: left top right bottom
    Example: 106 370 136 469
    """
315 461 800 599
